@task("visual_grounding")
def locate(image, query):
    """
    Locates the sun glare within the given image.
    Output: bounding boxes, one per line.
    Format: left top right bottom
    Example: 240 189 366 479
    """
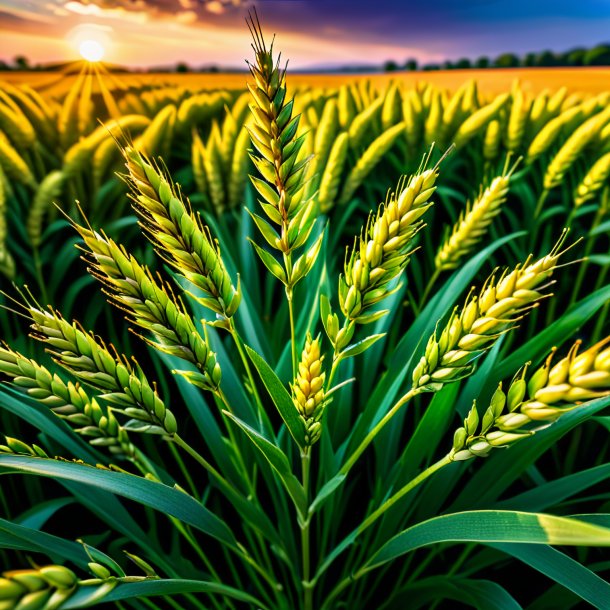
79 39 105 62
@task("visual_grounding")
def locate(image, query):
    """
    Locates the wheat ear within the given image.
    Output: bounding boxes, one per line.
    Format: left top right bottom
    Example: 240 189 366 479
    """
18 297 177 436
123 147 240 321
413 234 571 392
73 222 222 392
291 332 327 445
339 156 439 324
451 337 610 460
0 344 137 460
0 564 81 610
435 156 518 272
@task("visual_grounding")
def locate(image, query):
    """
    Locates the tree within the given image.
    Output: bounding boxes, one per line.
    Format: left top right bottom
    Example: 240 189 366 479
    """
494 53 520 68
536 50 558 67
474 56 490 69
404 58 418 71
584 44 610 65
175 62 190 73
13 55 30 71
566 48 586 66
383 60 398 72
523 52 537 67
454 57 472 70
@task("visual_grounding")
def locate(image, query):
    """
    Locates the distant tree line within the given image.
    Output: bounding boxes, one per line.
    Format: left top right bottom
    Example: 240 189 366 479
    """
383 43 610 72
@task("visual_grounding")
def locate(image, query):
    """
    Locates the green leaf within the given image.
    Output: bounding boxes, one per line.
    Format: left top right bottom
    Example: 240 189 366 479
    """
249 239 287 283
246 208 280 249
224 411 307 519
496 464 610 512
245 345 306 449
491 543 610 609
62 578 270 610
339 333 386 359
291 230 325 285
309 474 346 517
390 576 522 610
0 455 238 550
0 517 119 572
366 510 610 571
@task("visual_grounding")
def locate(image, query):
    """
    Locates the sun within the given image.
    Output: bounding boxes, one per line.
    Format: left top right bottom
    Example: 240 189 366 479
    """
79 39 105 62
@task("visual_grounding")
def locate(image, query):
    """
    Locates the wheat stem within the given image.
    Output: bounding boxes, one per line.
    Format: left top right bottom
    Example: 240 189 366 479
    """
228 319 266 423
301 447 313 610
168 440 198 497
172 434 235 498
322 454 450 609
287 285 298 378
570 204 605 305
420 267 441 308
339 388 419 477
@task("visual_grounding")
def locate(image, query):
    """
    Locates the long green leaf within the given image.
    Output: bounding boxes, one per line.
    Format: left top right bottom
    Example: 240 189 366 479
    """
225 411 307 519
366 510 610 570
0 455 237 549
62 579 269 610
246 345 306 449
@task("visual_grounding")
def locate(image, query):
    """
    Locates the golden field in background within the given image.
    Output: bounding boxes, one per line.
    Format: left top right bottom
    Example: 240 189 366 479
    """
3 67 610 96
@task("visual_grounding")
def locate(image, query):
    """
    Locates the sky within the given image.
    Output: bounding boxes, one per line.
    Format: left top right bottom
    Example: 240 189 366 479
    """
1 0 610 69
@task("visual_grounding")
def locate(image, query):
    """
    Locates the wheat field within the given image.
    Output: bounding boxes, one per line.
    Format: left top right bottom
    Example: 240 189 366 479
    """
1 23 610 610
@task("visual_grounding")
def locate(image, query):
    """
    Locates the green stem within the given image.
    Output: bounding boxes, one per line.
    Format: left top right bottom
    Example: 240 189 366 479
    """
339 388 419 477
228 320 265 421
321 454 452 609
570 204 605 306
301 448 312 610
286 284 298 379
419 267 441 310
168 440 198 497
534 188 549 219
172 434 236 501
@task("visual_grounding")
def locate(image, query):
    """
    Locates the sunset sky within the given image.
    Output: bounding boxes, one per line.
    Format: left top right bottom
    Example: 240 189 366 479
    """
1 0 610 69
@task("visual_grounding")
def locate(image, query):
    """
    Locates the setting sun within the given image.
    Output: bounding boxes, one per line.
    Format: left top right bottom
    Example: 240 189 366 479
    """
79 39 105 62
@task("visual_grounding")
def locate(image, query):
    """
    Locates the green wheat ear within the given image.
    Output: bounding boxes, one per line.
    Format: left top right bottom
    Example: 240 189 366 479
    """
245 9 323 289
123 146 241 323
